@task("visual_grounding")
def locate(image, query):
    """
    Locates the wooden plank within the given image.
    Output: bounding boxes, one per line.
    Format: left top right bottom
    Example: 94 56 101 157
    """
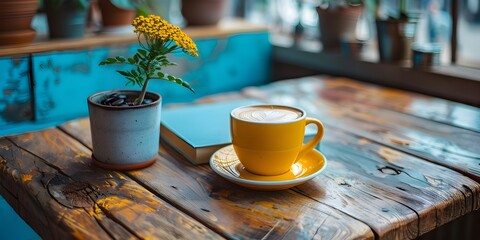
242 80 480 182
298 129 480 235
61 119 374 240
318 76 480 132
276 76 480 132
0 138 112 240
1 129 221 239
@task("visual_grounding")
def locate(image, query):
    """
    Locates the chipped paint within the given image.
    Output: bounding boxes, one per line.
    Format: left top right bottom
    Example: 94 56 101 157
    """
378 148 403 164
384 133 413 147
75 153 90 159
0 57 32 126
424 175 445 188
21 174 33 182
335 178 353 187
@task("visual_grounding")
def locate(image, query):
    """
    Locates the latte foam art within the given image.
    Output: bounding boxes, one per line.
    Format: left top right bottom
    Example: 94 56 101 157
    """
233 106 302 122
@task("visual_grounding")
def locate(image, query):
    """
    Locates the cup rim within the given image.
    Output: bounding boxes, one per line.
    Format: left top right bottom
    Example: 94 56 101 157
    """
230 104 306 124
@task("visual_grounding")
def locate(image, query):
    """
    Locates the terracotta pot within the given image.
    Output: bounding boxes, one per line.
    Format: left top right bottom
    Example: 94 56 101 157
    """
316 6 363 50
98 0 136 32
0 29 36 46
0 0 38 31
181 0 226 26
0 0 38 46
88 90 162 170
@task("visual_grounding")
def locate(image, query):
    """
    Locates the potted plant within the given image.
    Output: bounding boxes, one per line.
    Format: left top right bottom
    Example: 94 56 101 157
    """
88 14 198 170
45 0 91 39
369 0 421 62
316 0 364 50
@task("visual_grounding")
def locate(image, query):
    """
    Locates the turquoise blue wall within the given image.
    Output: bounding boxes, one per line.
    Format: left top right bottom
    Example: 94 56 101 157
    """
0 195 40 239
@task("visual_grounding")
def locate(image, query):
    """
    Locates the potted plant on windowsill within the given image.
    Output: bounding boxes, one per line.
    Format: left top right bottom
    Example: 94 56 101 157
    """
316 0 364 50
45 0 91 39
368 0 421 62
88 14 198 170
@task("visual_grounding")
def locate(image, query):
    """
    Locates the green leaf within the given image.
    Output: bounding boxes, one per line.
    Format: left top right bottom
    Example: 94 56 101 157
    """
162 75 195 93
128 58 135 64
182 81 195 93
157 72 165 79
117 70 130 77
115 56 126 63
135 76 145 86
138 49 147 57
100 57 118 65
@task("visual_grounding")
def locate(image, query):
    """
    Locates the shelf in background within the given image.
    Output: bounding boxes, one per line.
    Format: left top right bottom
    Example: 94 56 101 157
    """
0 18 267 57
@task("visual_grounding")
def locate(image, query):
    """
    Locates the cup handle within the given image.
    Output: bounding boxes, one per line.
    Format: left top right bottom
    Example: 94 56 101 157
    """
296 117 324 162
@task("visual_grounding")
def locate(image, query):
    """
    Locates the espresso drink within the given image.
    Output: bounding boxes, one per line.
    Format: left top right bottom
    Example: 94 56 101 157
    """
232 105 303 122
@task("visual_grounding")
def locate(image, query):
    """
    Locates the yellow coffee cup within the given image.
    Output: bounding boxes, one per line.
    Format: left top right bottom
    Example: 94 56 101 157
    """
230 105 324 176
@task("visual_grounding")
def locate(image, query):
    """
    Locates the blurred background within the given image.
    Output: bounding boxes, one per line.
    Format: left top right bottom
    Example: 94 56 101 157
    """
1 1 479 239
24 0 479 67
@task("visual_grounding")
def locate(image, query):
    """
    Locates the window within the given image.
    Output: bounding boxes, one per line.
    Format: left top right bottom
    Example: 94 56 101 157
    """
458 0 480 68
239 0 480 69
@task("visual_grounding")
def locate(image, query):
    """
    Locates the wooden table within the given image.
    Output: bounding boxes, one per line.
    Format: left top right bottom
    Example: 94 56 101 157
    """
1 76 479 239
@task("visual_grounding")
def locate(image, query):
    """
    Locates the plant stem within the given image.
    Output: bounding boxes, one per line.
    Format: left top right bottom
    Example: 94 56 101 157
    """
136 77 150 105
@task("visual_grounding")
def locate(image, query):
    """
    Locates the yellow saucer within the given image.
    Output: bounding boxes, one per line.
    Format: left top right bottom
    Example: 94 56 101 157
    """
210 145 327 191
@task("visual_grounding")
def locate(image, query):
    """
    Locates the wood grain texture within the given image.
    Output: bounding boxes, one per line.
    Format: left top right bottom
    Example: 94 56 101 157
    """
60 116 480 239
320 77 480 132
242 78 480 182
0 138 112 240
0 129 221 240
274 76 480 132
62 119 480 239
61 119 375 240
297 129 480 237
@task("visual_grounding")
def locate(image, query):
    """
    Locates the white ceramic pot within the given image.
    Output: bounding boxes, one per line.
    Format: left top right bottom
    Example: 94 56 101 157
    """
87 90 162 170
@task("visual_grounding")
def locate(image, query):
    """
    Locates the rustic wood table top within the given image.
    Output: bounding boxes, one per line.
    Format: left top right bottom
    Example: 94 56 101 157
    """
1 76 479 239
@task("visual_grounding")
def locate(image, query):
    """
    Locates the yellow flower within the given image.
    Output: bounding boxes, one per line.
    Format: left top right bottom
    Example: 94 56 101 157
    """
132 15 199 57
